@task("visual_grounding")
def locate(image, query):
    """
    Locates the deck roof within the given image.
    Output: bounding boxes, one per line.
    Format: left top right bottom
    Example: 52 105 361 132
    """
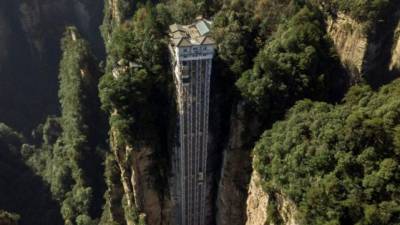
169 18 215 47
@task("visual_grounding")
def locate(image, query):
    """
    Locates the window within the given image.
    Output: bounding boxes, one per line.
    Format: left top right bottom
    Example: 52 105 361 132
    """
183 48 188 53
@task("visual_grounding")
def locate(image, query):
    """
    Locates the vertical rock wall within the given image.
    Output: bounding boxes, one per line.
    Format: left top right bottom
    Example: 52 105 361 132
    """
326 13 368 83
106 127 171 225
216 103 253 225
327 7 400 87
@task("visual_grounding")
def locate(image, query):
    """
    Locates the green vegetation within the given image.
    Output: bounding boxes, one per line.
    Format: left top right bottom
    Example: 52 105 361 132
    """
254 79 400 224
329 0 391 22
212 0 300 76
236 5 345 120
101 0 137 43
99 5 170 146
25 27 105 225
169 0 214 24
315 0 395 32
99 4 172 225
0 123 63 225
0 210 20 225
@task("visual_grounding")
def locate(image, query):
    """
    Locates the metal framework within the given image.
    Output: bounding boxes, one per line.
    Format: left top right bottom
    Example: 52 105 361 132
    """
169 18 215 225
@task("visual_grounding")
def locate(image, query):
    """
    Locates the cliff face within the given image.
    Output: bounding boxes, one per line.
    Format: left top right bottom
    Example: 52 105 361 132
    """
106 127 171 225
0 0 103 132
327 7 400 86
215 105 299 225
327 13 367 83
216 103 253 225
245 172 298 225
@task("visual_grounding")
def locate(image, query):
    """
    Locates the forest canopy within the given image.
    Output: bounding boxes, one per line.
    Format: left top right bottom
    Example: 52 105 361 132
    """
254 79 400 225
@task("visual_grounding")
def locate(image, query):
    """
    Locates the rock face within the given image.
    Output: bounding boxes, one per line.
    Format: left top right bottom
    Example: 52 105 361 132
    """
245 172 298 225
130 145 171 225
390 22 400 72
216 103 253 225
327 7 400 87
327 13 368 83
0 0 104 132
109 128 171 225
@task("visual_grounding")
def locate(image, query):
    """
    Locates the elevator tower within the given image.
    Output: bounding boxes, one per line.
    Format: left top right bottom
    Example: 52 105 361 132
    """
169 18 215 225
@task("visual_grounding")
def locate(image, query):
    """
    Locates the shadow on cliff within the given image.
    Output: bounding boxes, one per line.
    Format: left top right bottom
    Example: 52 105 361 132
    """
363 3 400 88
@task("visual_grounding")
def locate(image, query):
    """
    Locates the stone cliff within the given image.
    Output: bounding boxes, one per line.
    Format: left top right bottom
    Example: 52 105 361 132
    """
327 13 367 83
216 103 254 225
108 127 171 225
100 115 172 225
327 6 400 87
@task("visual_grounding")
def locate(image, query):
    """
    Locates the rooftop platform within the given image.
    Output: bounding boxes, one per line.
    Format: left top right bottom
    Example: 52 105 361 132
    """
169 18 215 47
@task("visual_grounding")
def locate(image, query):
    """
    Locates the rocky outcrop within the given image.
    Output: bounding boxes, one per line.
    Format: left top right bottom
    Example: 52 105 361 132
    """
107 0 122 25
327 7 400 87
101 0 135 42
130 145 171 225
327 13 368 83
390 22 400 71
245 172 298 225
109 127 171 225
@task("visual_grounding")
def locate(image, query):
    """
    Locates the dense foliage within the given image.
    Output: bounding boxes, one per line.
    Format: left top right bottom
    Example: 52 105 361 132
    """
98 4 172 225
326 0 391 22
254 79 400 224
0 210 20 225
0 124 63 225
236 5 346 120
99 5 170 146
212 0 299 75
312 0 396 33
26 28 105 225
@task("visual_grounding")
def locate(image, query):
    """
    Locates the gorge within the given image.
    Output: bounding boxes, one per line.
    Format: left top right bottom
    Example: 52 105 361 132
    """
0 1 400 225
